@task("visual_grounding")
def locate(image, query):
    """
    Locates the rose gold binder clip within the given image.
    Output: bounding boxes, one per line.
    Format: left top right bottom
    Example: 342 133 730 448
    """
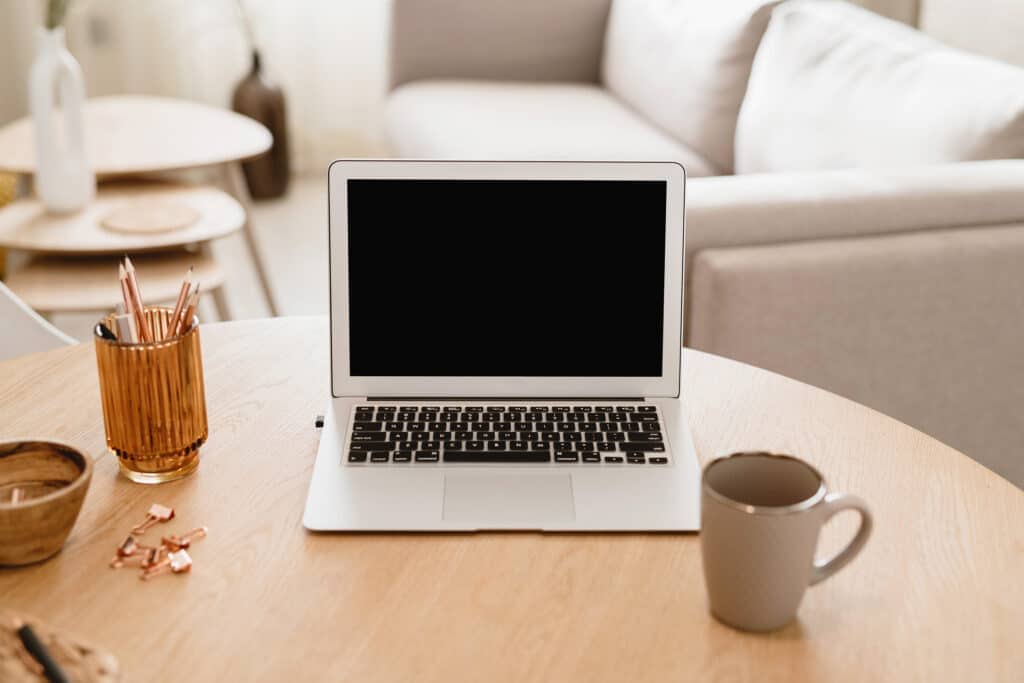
108 534 158 568
141 549 192 581
131 503 175 534
161 526 208 551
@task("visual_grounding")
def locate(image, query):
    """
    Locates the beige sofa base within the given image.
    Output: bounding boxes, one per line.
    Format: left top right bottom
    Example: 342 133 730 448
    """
688 224 1024 486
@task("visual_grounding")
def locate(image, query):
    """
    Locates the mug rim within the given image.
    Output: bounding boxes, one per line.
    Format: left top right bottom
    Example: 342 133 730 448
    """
702 451 827 516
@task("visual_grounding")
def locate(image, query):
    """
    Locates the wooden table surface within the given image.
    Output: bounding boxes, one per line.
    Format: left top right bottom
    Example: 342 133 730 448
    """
1 317 1021 682
0 181 244 254
0 96 272 176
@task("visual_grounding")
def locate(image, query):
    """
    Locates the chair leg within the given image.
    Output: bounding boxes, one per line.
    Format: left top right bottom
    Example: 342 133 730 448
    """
218 162 280 317
210 284 231 322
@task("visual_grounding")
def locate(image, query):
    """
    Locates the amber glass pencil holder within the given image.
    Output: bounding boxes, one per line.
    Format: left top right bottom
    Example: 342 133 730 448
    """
94 307 208 484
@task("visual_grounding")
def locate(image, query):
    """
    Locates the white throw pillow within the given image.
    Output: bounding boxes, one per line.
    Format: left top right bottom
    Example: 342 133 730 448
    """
735 0 1024 173
602 0 782 175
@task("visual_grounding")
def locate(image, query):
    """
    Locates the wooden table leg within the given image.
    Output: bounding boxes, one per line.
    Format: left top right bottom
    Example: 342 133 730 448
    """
218 162 280 316
197 241 232 321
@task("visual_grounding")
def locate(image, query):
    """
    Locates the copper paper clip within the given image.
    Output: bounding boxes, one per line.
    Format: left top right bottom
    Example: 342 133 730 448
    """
141 549 192 581
108 535 155 568
131 504 175 534
161 526 208 551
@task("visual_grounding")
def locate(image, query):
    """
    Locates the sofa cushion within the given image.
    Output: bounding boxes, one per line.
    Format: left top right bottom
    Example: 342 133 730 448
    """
601 0 781 174
735 0 1024 173
386 80 719 177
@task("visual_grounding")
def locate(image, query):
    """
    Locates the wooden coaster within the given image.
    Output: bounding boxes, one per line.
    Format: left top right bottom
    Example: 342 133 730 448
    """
0 611 120 682
101 200 199 234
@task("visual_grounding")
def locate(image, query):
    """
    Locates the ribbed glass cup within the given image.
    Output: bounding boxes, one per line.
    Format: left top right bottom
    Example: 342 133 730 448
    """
94 307 208 483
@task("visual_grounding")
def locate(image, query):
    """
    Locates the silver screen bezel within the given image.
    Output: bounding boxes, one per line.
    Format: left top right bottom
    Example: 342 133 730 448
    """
328 160 685 398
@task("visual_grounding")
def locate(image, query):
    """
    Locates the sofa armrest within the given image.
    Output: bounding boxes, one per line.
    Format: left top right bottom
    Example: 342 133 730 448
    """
389 0 612 89
686 225 1024 484
686 160 1024 258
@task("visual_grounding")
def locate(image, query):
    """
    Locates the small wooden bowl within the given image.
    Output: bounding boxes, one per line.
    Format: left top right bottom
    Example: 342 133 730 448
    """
0 440 92 566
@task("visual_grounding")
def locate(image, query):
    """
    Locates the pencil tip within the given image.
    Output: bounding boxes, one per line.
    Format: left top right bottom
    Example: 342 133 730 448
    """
125 256 135 272
118 263 126 277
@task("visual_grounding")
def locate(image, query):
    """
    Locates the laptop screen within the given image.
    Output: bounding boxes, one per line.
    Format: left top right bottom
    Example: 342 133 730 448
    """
346 179 667 377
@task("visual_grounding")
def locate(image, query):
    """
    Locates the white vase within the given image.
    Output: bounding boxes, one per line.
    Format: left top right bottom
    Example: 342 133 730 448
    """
28 26 95 213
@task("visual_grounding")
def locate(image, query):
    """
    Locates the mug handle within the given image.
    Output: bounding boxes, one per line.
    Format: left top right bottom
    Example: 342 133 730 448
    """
809 492 873 586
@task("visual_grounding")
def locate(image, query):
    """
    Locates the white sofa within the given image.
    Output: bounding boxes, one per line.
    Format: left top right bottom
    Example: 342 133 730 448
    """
385 0 1024 487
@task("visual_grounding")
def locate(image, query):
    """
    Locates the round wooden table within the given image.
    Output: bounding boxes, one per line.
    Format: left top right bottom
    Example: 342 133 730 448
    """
0 95 278 316
0 96 271 176
0 181 244 255
0 317 1020 682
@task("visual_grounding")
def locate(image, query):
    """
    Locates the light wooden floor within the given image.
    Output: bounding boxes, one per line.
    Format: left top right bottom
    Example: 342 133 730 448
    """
50 176 328 340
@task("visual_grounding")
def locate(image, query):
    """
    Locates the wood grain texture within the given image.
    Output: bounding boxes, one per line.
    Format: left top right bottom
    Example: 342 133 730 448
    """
4 250 224 313
0 181 243 254
0 96 272 176
0 441 92 565
0 317 1020 682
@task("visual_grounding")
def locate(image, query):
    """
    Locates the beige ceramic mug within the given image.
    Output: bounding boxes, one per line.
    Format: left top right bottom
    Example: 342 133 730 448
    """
701 452 872 632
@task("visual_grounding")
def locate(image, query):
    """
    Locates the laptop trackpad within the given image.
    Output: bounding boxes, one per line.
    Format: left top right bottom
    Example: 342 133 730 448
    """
443 472 575 526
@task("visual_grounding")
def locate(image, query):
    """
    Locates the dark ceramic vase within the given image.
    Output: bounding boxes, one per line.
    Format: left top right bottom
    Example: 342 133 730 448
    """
232 51 290 199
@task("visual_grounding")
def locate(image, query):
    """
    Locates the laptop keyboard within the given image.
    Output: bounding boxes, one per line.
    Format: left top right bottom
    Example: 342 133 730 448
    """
345 405 669 465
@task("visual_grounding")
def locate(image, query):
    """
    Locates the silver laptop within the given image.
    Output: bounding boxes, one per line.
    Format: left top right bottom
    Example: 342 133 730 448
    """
303 160 700 531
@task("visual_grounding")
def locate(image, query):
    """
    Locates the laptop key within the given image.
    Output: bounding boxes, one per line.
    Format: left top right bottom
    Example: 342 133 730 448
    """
353 422 383 432
597 442 615 451
415 450 440 462
352 434 382 442
637 406 657 412
635 414 659 422
444 441 462 450
466 441 485 451
355 406 373 413
393 451 413 462
555 453 579 463
627 456 646 464
605 456 624 463
488 441 506 451
370 452 391 463
643 423 662 432
348 452 367 463
581 453 601 463
649 457 668 464
627 432 663 442
620 444 665 453
444 451 550 463
349 442 394 452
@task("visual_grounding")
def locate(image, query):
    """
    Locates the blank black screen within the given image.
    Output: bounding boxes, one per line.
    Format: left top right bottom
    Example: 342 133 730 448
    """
346 179 666 376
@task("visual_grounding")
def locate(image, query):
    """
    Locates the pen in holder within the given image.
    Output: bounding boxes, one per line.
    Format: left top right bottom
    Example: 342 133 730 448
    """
94 306 208 484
